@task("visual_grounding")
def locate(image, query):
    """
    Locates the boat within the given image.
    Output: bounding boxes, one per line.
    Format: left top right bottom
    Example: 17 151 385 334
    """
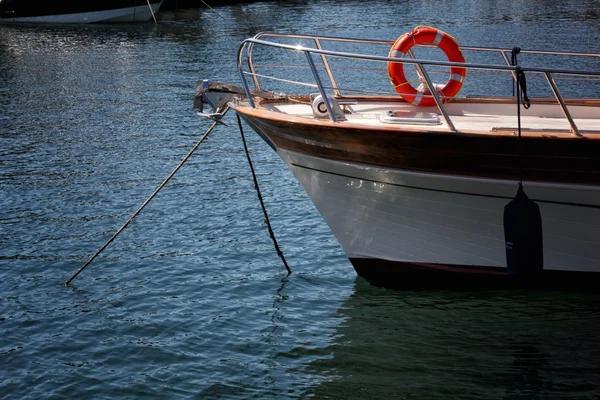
0 0 164 23
195 27 600 290
160 0 269 9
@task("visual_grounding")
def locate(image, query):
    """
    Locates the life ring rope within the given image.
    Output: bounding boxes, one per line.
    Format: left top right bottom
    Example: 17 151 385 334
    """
392 79 416 89
388 26 467 106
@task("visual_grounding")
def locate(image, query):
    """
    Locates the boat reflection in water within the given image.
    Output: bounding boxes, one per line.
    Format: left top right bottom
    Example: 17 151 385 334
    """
0 0 164 23
303 279 600 398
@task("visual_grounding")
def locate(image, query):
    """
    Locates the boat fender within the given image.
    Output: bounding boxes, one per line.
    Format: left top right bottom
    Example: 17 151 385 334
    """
311 94 346 121
503 183 544 286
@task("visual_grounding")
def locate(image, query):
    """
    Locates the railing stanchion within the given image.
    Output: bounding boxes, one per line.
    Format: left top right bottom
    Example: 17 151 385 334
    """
305 51 338 122
315 38 340 96
237 43 256 108
544 72 583 137
413 61 457 132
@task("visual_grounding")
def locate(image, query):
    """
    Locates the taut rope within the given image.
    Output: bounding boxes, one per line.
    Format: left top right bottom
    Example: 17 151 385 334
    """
65 107 230 285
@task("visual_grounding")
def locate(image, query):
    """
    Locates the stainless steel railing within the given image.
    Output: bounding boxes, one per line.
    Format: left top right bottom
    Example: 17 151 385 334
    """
236 33 600 135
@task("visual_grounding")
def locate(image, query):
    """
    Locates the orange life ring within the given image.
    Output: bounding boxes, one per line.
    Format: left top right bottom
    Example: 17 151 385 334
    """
388 26 467 106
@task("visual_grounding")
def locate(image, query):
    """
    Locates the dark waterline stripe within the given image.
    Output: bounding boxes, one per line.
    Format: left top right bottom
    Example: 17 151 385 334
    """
351 258 600 290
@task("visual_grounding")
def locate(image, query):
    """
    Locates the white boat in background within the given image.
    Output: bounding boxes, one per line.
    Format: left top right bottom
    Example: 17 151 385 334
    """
195 27 600 290
0 0 164 23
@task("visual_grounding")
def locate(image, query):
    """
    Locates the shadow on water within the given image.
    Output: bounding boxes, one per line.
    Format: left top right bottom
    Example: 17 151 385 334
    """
303 278 600 399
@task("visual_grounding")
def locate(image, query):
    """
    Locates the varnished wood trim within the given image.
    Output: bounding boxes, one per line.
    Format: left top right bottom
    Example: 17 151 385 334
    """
236 107 600 185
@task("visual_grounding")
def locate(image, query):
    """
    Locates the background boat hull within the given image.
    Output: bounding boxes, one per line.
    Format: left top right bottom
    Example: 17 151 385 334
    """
0 0 163 23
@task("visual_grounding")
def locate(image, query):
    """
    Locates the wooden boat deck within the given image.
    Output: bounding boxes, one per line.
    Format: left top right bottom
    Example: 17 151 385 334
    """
261 98 600 138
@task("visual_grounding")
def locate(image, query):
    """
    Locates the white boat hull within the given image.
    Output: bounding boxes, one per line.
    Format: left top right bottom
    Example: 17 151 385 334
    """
280 149 600 275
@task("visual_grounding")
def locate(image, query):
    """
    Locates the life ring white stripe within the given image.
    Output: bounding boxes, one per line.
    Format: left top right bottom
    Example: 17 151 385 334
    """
450 73 465 82
413 91 424 105
391 50 403 57
432 30 443 46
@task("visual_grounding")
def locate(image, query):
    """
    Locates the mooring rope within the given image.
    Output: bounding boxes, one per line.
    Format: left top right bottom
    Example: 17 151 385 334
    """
236 113 292 275
146 0 158 24
199 0 228 22
65 107 230 285
514 66 530 184
510 47 520 97
510 45 531 185
199 0 254 30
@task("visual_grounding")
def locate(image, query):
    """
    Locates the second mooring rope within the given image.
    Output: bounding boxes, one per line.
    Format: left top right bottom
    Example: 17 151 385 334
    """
236 113 292 275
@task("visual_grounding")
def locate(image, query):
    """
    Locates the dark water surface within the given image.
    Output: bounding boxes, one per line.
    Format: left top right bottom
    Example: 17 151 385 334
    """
1 1 599 398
